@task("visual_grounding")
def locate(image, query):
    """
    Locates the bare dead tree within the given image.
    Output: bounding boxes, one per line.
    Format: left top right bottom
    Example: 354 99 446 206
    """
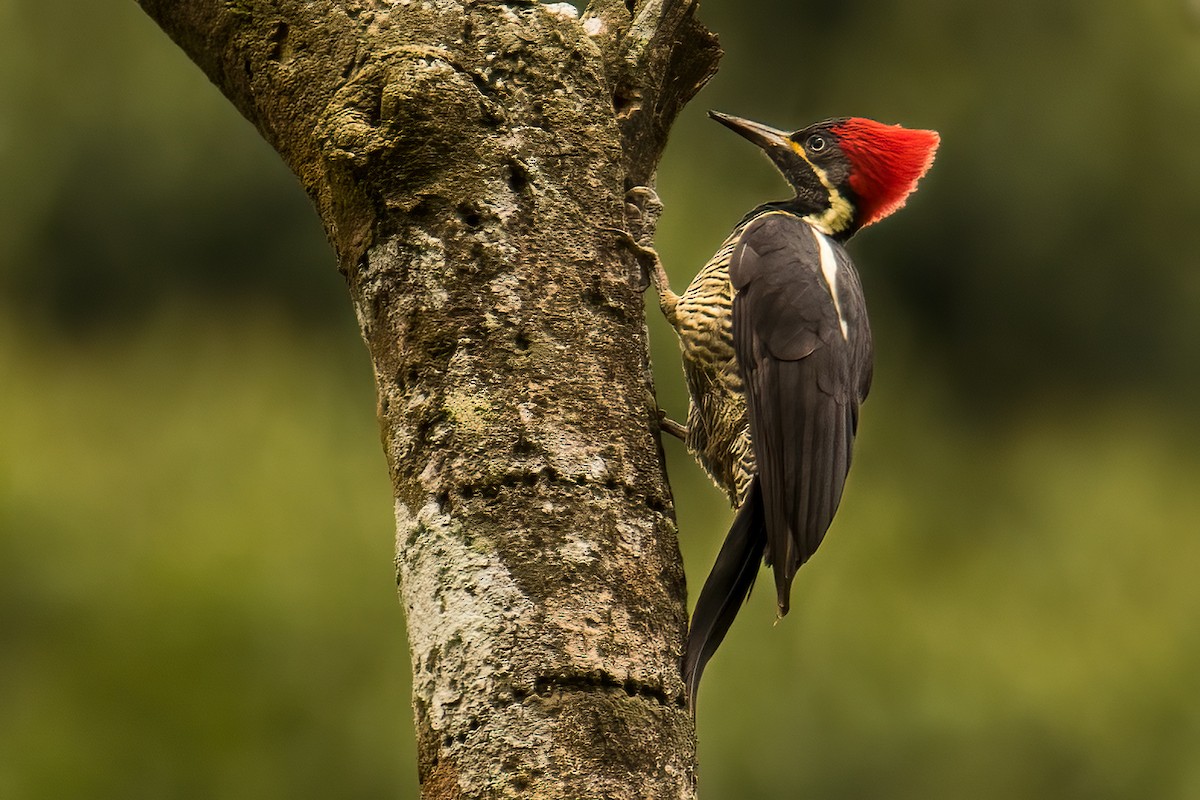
135 0 721 797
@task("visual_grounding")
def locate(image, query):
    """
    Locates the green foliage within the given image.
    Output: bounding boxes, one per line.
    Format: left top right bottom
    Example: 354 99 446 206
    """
2 0 1199 797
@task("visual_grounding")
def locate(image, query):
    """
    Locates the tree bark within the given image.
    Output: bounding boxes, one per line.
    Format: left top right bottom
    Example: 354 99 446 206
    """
136 1 720 796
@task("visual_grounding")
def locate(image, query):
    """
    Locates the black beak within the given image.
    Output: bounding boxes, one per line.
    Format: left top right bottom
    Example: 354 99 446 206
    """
708 111 792 153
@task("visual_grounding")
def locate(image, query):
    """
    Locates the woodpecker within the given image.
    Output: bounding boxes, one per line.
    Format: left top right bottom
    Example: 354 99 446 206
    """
645 111 939 705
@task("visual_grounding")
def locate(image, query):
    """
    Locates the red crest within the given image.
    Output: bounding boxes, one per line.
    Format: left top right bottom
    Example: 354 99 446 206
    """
831 119 940 228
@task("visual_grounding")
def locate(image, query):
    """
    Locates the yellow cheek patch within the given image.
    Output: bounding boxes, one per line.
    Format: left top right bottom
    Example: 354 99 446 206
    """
789 141 855 236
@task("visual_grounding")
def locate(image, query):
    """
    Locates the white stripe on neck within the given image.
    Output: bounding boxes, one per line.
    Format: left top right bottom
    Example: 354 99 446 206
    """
812 227 849 341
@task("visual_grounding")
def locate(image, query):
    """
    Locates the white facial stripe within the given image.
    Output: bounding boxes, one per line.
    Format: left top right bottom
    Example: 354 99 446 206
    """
813 227 849 340
805 181 854 236
789 143 855 236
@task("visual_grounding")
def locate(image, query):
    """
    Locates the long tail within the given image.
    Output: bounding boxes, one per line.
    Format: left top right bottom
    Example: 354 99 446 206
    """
683 477 766 710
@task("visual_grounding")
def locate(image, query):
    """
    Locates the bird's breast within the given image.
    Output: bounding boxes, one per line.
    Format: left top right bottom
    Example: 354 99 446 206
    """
672 226 755 504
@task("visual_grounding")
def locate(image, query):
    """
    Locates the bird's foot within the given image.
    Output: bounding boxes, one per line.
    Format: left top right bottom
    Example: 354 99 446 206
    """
605 226 658 290
604 186 679 321
621 186 664 292
624 186 663 243
605 230 678 319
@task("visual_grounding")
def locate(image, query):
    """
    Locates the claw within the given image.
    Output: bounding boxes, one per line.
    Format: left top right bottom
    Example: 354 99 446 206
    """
625 186 664 239
604 226 661 294
605 186 680 326
606 229 677 321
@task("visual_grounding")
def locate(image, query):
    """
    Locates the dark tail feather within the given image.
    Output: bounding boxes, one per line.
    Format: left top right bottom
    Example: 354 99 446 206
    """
683 477 767 710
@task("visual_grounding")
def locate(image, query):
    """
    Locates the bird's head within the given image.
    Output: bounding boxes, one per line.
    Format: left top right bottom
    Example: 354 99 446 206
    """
709 111 939 239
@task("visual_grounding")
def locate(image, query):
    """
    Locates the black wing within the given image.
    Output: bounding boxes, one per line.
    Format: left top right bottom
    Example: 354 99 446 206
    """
729 211 872 615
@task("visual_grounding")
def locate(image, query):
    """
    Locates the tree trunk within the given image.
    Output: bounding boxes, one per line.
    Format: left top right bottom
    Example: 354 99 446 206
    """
135 0 720 797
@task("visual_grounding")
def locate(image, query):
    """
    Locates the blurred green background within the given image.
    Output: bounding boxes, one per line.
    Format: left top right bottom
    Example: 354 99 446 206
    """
3 0 1199 797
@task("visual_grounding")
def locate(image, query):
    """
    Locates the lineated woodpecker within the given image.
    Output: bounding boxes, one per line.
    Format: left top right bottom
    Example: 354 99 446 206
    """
644 111 939 705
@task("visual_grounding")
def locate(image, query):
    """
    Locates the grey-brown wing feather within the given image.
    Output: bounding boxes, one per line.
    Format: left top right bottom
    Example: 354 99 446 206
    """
729 212 871 614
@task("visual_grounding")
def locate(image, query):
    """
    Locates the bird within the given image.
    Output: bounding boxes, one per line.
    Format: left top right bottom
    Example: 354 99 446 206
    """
642 111 939 706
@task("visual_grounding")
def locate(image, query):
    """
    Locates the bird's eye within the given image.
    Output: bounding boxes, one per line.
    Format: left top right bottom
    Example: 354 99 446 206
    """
806 134 828 153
